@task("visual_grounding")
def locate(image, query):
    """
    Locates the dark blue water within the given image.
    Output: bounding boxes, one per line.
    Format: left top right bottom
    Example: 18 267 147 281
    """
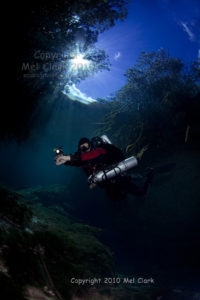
1 98 200 293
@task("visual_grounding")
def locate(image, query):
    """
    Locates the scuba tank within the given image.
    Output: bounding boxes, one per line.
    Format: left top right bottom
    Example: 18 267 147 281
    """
88 156 138 184
88 135 138 184
101 135 112 144
91 135 112 149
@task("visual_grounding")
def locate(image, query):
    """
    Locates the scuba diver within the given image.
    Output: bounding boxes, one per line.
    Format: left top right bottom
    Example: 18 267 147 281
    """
54 136 155 201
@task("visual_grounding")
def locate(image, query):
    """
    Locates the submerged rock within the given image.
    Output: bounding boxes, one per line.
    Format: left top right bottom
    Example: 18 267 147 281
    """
0 185 113 300
0 186 32 229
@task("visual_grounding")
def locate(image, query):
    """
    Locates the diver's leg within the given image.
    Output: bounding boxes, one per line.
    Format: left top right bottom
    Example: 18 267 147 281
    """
124 170 154 196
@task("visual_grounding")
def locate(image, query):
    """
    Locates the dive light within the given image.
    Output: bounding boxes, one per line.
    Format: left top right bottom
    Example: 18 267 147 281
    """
53 147 64 155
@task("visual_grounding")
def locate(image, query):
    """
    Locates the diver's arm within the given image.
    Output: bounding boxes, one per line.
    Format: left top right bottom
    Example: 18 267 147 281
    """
55 150 82 166
64 152 83 167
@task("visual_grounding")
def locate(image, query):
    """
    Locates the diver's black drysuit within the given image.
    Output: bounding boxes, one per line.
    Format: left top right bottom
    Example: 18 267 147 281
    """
65 142 152 200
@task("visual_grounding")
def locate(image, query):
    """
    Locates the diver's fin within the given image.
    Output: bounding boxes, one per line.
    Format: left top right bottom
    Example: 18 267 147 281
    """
154 163 176 174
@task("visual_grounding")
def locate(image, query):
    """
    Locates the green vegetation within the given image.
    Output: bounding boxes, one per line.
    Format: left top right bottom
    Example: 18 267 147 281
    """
19 0 129 87
95 49 200 157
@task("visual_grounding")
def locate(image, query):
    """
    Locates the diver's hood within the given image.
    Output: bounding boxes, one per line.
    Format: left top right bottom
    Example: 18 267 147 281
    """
78 137 91 149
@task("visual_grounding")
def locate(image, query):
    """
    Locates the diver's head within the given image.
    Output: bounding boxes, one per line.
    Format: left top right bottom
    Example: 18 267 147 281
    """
78 137 91 153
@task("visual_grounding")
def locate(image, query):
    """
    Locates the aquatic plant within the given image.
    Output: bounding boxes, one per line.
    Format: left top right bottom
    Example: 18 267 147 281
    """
95 49 200 156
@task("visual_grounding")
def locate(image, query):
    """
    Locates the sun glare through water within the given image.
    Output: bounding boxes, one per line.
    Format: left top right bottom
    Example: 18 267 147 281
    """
71 54 90 70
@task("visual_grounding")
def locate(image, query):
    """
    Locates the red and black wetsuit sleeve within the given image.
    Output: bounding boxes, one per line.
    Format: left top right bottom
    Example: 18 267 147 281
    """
64 152 82 167
64 144 124 167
